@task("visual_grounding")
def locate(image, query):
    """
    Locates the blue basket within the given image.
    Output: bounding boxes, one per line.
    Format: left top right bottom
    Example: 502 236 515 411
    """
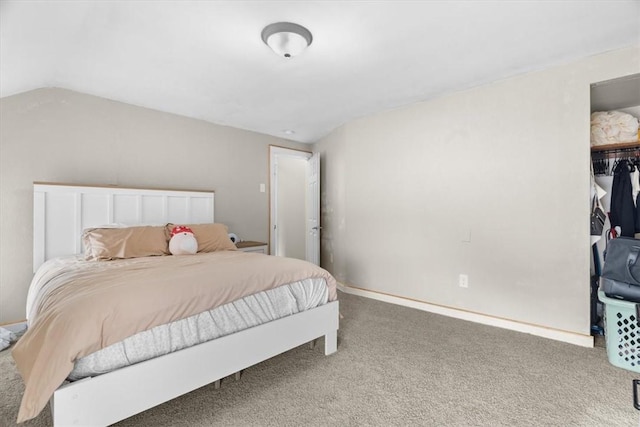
598 291 640 373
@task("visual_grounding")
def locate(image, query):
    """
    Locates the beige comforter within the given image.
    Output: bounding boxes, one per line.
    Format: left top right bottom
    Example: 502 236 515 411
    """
12 251 337 422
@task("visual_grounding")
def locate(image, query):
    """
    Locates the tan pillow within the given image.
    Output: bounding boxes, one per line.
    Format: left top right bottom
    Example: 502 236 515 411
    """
165 223 237 253
83 226 169 260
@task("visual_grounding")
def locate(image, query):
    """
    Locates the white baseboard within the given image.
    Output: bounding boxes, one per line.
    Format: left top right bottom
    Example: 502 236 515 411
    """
337 283 594 348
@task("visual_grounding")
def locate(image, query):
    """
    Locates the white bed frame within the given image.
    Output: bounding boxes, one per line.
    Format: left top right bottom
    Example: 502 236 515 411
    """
32 182 339 426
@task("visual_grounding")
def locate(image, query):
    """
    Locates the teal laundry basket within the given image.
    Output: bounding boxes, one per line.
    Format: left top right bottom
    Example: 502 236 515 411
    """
598 291 640 373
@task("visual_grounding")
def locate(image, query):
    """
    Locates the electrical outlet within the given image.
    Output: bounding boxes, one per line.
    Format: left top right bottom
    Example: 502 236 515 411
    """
459 274 469 288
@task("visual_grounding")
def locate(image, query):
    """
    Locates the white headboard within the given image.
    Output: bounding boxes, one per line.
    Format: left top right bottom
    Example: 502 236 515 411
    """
33 182 215 272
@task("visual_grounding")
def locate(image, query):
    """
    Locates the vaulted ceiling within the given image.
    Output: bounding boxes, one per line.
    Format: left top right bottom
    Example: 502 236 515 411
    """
1 1 639 143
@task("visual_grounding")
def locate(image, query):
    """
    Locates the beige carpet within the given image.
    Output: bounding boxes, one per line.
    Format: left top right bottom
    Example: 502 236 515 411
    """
1 291 638 426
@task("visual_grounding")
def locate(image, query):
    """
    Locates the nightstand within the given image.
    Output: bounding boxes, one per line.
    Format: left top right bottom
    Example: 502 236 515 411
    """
235 241 268 254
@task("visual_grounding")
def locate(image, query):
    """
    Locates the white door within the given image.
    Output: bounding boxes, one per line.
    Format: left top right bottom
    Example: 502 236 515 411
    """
269 147 321 265
306 152 320 265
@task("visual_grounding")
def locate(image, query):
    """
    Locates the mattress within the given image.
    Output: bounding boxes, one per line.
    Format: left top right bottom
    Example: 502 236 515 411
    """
69 277 329 380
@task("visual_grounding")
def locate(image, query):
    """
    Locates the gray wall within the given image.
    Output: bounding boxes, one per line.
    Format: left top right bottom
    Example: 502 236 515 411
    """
0 87 305 322
314 46 640 336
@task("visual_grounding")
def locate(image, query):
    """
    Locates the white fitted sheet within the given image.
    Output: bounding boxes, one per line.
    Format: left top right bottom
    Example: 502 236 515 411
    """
69 277 328 380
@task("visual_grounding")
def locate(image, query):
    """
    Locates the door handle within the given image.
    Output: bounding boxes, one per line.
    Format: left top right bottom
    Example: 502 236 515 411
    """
311 226 323 230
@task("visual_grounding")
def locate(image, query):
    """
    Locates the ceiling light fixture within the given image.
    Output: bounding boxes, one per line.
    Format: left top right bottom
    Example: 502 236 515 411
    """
261 22 312 58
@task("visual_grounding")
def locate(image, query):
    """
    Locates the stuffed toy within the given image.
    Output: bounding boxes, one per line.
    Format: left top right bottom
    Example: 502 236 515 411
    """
169 225 198 255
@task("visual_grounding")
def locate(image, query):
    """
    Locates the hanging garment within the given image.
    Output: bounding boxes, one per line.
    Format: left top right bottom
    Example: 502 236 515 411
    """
590 160 608 245
610 160 636 237
632 167 640 205
635 170 640 233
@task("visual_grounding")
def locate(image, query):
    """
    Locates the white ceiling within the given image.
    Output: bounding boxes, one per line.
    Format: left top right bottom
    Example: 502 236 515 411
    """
1 1 639 143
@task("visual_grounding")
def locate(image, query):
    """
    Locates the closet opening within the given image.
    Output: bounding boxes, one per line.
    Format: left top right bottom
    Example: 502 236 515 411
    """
589 73 640 338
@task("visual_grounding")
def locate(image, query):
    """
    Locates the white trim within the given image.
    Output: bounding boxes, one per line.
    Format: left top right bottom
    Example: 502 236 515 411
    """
337 283 594 348
51 301 339 426
33 191 46 271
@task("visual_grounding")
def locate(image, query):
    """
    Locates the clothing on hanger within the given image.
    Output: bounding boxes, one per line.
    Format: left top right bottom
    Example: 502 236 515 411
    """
610 160 636 237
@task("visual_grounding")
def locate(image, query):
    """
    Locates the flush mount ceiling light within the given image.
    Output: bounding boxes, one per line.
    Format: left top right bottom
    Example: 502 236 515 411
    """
261 22 312 58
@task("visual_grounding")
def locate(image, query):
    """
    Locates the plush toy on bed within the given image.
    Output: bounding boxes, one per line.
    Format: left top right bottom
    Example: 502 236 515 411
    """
169 225 198 255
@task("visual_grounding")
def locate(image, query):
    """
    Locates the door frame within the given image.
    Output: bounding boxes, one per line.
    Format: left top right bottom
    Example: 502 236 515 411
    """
268 145 313 257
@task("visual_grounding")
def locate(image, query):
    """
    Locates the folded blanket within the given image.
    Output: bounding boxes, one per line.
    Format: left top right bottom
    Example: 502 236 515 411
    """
0 327 17 352
591 111 639 146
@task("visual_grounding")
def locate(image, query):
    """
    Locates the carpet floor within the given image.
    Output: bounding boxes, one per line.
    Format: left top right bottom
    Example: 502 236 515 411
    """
1 290 638 426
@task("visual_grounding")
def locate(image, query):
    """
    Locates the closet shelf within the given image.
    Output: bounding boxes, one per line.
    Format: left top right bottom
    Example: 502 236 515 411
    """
591 141 640 152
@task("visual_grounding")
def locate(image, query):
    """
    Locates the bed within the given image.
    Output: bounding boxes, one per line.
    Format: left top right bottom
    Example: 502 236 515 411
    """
12 182 339 426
